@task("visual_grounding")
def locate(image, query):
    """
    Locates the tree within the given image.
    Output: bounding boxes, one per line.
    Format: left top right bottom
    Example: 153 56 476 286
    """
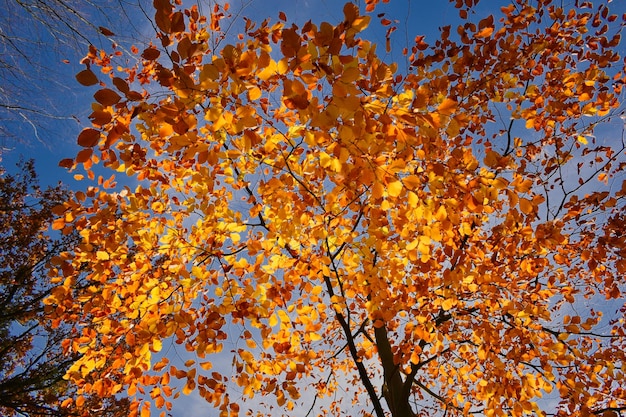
49 0 626 416
0 159 130 416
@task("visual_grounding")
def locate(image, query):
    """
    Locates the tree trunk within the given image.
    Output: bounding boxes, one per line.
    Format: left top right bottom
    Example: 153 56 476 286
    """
374 323 416 417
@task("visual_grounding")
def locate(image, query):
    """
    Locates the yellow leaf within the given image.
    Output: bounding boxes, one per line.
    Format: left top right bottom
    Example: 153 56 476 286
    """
258 60 277 80
387 180 403 197
248 86 262 101
277 309 290 325
319 152 332 168
407 191 418 208
277 59 289 75
351 15 371 32
152 339 162 352
308 331 322 341
406 239 419 251
96 251 110 260
577 135 588 145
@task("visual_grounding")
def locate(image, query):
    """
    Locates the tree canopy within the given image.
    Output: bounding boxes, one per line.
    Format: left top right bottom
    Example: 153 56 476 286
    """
49 0 625 416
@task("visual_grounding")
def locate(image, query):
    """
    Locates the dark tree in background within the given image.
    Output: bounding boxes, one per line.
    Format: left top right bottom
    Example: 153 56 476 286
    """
0 159 129 416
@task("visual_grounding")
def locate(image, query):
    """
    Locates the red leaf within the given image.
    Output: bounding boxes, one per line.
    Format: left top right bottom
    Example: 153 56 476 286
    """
94 89 121 106
76 69 98 86
99 26 115 36
75 148 93 163
170 11 185 33
58 158 74 168
142 47 161 61
77 128 100 147
112 77 130 94
88 110 112 127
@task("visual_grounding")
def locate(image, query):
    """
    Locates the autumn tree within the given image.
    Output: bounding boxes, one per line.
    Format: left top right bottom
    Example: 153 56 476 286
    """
50 0 626 416
0 159 130 416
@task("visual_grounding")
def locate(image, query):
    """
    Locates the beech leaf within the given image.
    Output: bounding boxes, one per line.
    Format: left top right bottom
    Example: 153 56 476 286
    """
76 69 98 86
93 89 121 106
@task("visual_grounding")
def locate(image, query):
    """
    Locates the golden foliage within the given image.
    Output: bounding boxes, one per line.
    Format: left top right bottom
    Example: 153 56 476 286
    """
50 1 626 417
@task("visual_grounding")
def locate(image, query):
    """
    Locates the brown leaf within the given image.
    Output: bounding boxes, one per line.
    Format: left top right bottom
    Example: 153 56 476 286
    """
75 148 93 163
126 91 143 101
88 110 112 127
76 69 98 86
77 128 100 147
58 158 74 168
94 89 121 106
170 11 185 33
112 77 130 94
142 47 161 61
99 26 115 36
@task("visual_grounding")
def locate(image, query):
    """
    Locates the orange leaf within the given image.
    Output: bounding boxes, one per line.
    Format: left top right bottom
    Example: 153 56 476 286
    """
519 197 534 215
437 98 457 116
140 403 150 417
51 218 65 230
89 110 112 127
475 27 494 38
